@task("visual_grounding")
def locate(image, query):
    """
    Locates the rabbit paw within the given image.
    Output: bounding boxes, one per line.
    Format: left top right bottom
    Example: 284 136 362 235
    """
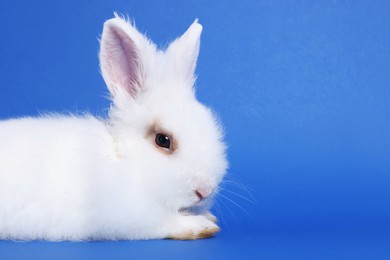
204 211 218 224
167 215 220 240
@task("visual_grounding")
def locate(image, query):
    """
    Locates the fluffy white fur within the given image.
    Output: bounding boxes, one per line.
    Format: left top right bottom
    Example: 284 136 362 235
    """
0 15 227 241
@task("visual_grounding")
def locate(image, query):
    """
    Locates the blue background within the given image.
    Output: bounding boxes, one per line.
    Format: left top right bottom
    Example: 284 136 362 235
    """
1 1 389 259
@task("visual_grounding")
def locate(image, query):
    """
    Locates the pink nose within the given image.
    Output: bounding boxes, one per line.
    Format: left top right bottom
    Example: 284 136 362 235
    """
195 187 212 201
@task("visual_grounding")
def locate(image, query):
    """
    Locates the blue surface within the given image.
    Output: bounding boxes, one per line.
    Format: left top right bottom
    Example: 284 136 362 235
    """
1 1 390 259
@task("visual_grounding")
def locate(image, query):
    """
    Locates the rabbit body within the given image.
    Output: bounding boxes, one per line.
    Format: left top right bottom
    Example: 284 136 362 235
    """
0 116 135 240
0 15 227 241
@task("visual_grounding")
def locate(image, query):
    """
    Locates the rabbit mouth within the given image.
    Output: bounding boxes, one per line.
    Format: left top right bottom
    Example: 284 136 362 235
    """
179 196 210 213
179 203 201 213
179 201 210 216
178 206 198 215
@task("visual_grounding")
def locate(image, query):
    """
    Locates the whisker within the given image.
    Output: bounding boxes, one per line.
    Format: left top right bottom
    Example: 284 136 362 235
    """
221 182 256 197
213 200 228 228
215 195 237 218
218 188 257 204
220 176 257 202
216 192 254 219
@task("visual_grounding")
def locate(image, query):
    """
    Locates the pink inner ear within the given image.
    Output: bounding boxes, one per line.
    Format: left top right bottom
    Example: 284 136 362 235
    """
101 25 140 96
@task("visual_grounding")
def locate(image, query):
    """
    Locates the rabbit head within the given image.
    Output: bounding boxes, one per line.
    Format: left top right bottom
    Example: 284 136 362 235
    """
99 15 227 212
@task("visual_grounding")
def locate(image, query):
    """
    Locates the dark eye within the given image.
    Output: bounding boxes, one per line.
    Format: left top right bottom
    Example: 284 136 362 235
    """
155 133 171 149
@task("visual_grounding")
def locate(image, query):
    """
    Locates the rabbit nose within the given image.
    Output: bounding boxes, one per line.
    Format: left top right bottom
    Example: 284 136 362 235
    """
195 187 212 201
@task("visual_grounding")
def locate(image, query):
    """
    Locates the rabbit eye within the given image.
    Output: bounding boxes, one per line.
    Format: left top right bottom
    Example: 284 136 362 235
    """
147 123 177 154
155 133 171 149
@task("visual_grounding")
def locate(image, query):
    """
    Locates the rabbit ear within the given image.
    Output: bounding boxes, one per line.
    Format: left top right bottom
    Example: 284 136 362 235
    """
167 19 203 78
99 16 145 97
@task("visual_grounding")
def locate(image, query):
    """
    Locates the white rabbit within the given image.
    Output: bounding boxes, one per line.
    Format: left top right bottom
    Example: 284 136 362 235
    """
0 15 227 241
